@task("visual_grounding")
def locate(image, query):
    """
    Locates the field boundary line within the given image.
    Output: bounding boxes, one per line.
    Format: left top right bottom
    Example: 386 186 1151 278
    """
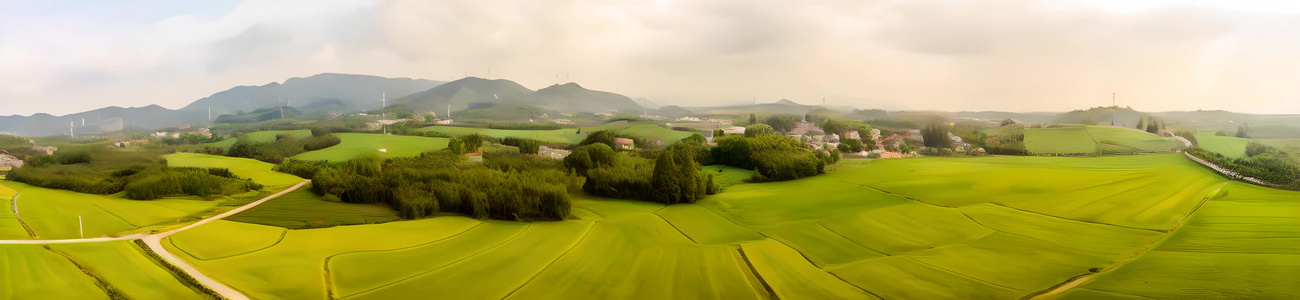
92 204 140 227
171 227 288 261
322 222 488 299
905 257 1026 292
735 246 779 299
652 211 699 244
501 221 597 300
43 245 126 299
983 203 1165 233
1023 181 1230 300
816 222 890 257
338 223 535 299
11 192 37 238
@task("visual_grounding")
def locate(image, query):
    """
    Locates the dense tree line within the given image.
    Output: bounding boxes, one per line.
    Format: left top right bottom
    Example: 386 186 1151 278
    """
1187 143 1300 190
711 134 824 181
226 133 342 163
762 114 801 133
124 167 262 200
158 133 226 145
310 152 580 220
566 140 717 204
502 137 542 154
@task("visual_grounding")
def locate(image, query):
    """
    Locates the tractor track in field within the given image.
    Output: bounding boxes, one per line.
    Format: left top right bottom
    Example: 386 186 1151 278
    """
10 192 37 238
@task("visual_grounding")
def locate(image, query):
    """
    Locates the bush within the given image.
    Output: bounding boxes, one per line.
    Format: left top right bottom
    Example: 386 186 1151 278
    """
744 124 777 137
564 143 617 174
302 134 342 151
273 159 337 179
751 150 824 182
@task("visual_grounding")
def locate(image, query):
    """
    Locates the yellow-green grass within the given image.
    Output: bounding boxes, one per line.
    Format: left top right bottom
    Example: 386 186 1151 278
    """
835 154 1224 231
830 256 1025 299
347 220 594 299
1075 182 1300 298
819 202 994 255
290 133 449 162
740 239 878 299
329 222 529 298
165 216 482 299
1258 138 1300 151
698 174 912 228
1085 126 1180 152
1195 135 1251 158
1024 126 1097 154
0 184 30 239
164 152 304 188
169 220 287 260
702 165 753 188
654 204 763 245
48 241 205 299
761 221 887 267
570 195 665 221
226 187 399 228
0 244 107 299
0 181 218 239
505 215 762 300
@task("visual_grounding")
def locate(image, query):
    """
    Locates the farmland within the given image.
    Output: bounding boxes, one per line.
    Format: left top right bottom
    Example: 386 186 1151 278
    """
143 153 1300 299
1024 125 1180 155
164 152 303 188
289 133 449 162
225 187 399 228
0 181 217 239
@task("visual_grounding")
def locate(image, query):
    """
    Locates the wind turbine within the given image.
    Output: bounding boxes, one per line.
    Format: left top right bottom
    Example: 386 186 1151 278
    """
70 121 75 138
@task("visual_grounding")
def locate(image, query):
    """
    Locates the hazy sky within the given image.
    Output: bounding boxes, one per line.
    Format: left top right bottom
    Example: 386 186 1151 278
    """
2 0 1299 116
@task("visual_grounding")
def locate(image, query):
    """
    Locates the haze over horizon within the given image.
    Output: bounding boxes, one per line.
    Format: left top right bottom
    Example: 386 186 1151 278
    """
2 0 1299 116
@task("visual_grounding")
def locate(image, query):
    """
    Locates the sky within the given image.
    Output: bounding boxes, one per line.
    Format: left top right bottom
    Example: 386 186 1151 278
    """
2 0 1299 116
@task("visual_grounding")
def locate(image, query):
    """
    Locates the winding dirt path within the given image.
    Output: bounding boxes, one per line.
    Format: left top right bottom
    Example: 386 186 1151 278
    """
0 180 310 300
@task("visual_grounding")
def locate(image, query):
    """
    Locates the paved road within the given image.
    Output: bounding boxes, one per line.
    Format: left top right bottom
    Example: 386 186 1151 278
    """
0 180 311 300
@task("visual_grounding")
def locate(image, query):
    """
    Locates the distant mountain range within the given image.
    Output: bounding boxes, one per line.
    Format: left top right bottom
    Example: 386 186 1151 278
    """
0 73 441 137
389 78 643 119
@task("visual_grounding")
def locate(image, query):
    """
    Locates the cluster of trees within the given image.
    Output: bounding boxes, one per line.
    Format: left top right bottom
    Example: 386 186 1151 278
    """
226 133 342 163
502 137 543 154
1236 123 1250 138
1136 116 1166 134
158 133 225 145
566 139 717 204
713 129 824 181
1187 142 1300 190
124 167 262 200
921 123 953 149
984 133 1029 155
446 134 484 155
309 153 580 220
762 114 802 133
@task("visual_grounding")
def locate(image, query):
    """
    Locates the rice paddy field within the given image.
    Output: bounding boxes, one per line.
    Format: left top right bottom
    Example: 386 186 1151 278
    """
1024 125 1180 155
0 240 207 299
1194 135 1251 158
164 152 304 188
419 121 696 145
289 133 449 162
0 181 218 239
153 153 1297 299
225 186 399 228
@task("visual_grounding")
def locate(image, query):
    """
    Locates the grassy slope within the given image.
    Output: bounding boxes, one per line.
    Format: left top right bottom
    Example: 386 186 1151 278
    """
1023 125 1178 155
49 241 205 299
1075 182 1300 298
702 165 753 188
164 152 303 188
204 130 312 150
169 220 287 260
225 187 399 228
0 244 108 299
1196 135 1250 158
0 184 29 239
164 154 1294 299
0 181 217 239
290 133 449 162
1024 126 1096 154
1086 126 1180 152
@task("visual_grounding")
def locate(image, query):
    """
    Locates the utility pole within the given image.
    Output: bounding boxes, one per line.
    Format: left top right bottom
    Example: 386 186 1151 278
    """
79 215 83 238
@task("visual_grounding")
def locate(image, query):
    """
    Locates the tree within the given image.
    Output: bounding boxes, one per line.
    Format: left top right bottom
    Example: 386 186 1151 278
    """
762 114 801 132
579 130 619 149
837 138 863 153
1136 117 1146 130
651 150 681 204
744 124 777 137
921 123 953 149
1146 120 1159 134
447 138 464 155
1236 123 1250 138
1000 118 1016 126
748 113 757 125
713 129 725 138
460 134 484 153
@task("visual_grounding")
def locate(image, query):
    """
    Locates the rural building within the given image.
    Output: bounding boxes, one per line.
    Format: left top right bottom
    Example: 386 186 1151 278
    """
615 138 635 150
786 121 824 136
0 154 22 169
32 145 57 155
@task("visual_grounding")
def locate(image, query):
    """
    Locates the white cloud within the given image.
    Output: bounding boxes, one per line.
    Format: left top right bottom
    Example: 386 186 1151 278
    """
1 0 1299 116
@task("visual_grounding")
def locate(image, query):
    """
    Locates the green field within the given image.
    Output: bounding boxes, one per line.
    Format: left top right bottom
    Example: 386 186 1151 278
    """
164 152 304 188
1195 135 1251 158
0 240 203 299
225 187 399 228
0 184 30 239
204 130 313 150
0 244 109 298
1024 125 1179 155
290 133 449 162
420 121 696 145
148 153 1299 299
0 181 218 239
1024 126 1097 154
702 165 753 188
